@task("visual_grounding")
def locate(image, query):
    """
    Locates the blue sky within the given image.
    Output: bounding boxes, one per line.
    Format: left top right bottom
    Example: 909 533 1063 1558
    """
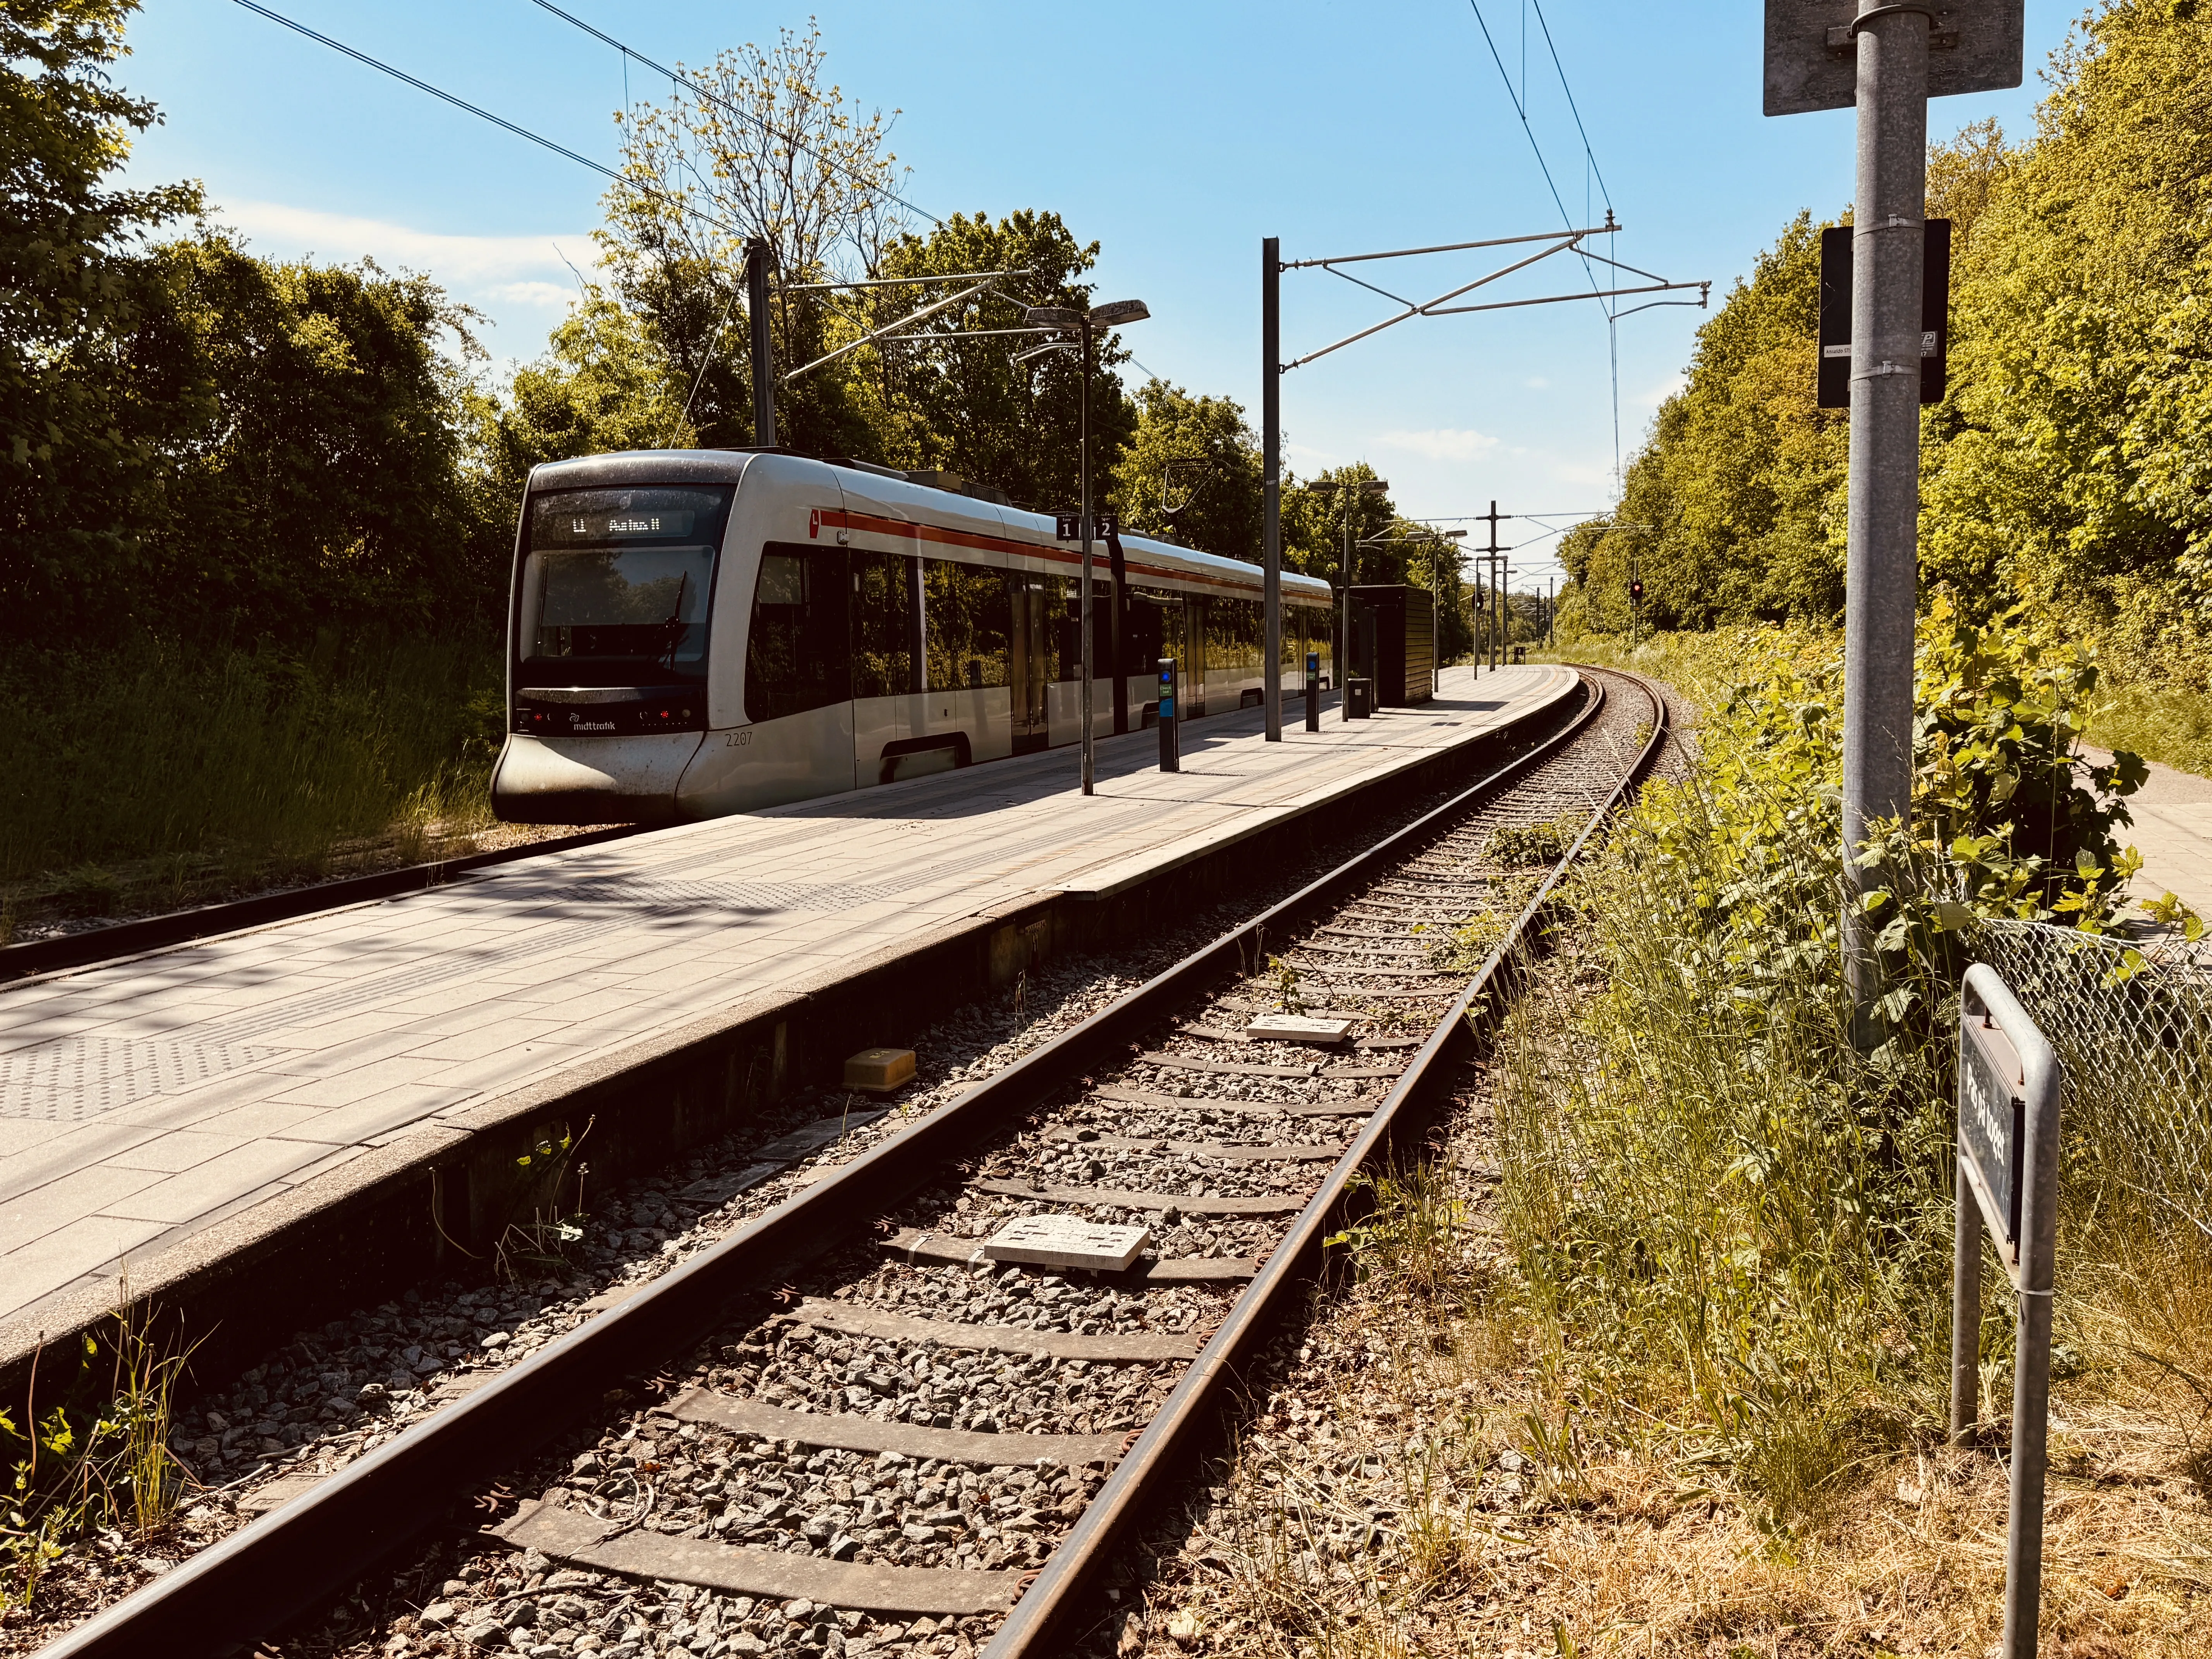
118 0 2081 588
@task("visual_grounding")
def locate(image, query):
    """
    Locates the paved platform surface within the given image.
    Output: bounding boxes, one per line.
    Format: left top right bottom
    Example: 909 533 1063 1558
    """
0 664 1573 1329
2083 745 2212 921
2120 757 2212 922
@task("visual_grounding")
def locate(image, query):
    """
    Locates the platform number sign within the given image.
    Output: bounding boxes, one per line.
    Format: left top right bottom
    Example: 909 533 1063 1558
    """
1055 511 1119 543
1950 965 2062 1659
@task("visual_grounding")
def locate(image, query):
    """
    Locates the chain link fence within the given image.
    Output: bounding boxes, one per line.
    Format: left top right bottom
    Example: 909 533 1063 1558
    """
1978 919 2212 1240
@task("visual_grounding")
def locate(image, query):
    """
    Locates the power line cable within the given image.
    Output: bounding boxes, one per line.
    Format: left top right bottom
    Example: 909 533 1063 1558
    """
1463 0 1633 498
1527 0 1614 219
228 0 746 246
524 0 944 228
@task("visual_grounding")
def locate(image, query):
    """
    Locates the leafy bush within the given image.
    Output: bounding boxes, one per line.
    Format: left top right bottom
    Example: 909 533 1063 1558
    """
1503 605 2155 1519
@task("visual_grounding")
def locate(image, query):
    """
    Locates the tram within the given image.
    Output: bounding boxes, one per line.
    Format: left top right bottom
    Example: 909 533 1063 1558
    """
491 449 1337 823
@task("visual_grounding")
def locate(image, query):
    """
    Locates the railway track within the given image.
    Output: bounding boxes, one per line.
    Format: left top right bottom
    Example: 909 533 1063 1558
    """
40 666 1667 1659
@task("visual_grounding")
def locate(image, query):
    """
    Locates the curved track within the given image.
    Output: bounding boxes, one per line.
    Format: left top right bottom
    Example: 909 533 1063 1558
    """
41 667 1668 1659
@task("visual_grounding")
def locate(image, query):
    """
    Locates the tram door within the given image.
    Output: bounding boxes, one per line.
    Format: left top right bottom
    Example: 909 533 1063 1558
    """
1182 597 1208 718
1009 575 1052 754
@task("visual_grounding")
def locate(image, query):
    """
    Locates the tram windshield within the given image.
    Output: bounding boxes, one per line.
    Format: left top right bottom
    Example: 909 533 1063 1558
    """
519 487 732 684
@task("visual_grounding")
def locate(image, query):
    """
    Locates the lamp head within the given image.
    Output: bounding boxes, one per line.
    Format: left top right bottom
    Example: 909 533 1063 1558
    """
1023 305 1080 330
1089 299 1151 328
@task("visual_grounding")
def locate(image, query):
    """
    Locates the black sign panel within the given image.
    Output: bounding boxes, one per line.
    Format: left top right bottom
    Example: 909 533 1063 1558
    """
1817 219 1950 410
1959 1011 2026 1262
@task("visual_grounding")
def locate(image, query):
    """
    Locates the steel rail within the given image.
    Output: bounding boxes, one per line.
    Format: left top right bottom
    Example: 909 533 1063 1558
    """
0 824 647 987
42 675 1611 1659
985 666 1669 1657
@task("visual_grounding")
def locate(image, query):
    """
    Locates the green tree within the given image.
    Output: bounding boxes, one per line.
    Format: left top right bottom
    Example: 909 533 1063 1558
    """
148 235 497 641
600 19 906 458
856 209 1135 510
469 289 687 519
1561 212 1845 636
1922 0 2212 687
1 0 200 641
1282 463 1398 586
1107 378 1261 559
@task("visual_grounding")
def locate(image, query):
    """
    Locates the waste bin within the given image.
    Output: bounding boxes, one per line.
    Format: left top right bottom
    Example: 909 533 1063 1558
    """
1346 677 1373 720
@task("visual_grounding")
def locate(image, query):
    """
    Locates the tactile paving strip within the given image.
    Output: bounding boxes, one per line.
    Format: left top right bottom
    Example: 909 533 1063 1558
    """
0 1036 281 1122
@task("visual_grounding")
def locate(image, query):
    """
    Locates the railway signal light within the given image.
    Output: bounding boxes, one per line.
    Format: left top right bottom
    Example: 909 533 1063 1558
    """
1630 580 1644 601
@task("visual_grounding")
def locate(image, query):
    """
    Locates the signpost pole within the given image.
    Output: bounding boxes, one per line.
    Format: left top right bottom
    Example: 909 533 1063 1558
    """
1840 1 1932 1036
1949 1150 1982 1444
746 237 775 446
1262 238 1284 742
1079 321 1095 798
1954 964 2061 1659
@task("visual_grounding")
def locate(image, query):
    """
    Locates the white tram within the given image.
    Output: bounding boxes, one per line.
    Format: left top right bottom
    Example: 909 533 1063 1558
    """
492 449 1337 823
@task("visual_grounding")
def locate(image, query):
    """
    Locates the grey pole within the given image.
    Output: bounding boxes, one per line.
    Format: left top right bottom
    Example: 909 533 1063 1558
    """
1262 239 1283 741
1841 0 1930 1027
1080 319 1096 797
1949 1154 1981 1444
1338 512 1353 723
746 237 775 447
2003 1025 2062 1659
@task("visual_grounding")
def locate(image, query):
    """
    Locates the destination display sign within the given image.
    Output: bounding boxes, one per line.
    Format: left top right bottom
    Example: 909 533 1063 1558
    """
541 510 697 541
529 486 731 548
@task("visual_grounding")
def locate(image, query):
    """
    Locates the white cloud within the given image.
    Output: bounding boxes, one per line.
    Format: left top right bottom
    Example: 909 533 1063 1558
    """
213 199 597 288
1524 376 1550 390
485 279 582 308
1375 427 1499 462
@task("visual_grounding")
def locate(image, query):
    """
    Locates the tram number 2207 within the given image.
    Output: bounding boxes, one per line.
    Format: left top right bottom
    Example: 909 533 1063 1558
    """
724 729 754 749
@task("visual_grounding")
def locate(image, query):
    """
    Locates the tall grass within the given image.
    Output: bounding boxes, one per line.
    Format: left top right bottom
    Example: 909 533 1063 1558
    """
0 631 504 928
1501 641 2212 1525
1499 758 1958 1522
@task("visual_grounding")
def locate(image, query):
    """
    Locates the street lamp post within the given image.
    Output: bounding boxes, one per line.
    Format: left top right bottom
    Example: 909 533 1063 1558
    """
1025 299 1150 796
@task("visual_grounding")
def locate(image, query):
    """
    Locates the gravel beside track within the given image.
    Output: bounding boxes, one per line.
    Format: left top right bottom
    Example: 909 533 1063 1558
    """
15 669 1666 1659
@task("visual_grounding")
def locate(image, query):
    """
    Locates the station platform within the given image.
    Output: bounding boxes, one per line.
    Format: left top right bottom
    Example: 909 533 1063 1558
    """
0 663 1574 1350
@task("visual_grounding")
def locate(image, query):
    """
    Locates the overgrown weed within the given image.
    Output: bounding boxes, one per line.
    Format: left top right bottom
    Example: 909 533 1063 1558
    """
1 1290 200 1612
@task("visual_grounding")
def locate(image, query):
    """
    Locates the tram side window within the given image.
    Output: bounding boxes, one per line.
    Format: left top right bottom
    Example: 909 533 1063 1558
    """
925 558 1011 690
1207 596 1261 678
745 544 851 722
853 551 918 698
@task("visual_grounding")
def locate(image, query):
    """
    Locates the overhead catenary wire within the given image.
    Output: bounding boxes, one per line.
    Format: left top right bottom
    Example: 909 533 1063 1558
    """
1463 0 1642 495
228 0 749 248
